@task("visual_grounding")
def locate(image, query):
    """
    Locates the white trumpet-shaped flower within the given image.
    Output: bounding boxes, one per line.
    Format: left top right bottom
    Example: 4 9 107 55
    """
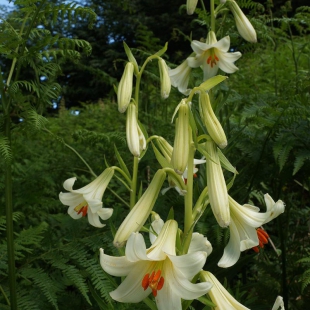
59 168 114 228
100 220 212 310
218 194 285 268
200 271 250 309
187 31 242 80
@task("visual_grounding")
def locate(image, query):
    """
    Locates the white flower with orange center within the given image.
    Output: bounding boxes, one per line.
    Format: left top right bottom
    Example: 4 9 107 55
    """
59 168 114 228
218 194 285 268
187 31 242 80
100 220 212 310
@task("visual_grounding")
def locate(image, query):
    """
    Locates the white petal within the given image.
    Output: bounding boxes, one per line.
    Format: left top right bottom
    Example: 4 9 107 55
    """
169 60 192 95
100 248 135 277
167 251 207 279
59 191 83 208
97 207 113 220
188 232 213 256
264 199 285 224
213 35 230 52
187 54 205 68
218 219 241 268
109 261 151 302
191 40 212 55
218 56 240 74
87 210 105 228
126 232 149 262
264 193 275 211
63 177 77 191
272 296 285 310
202 61 219 80
156 280 181 310
164 260 212 300
67 204 83 219
149 218 165 244
193 158 206 165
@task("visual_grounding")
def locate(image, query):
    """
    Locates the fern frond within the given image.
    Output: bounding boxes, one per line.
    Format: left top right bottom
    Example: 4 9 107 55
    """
293 150 310 175
26 109 49 130
0 135 12 163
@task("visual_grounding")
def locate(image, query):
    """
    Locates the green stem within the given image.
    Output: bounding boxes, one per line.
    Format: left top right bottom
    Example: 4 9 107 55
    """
4 115 17 310
210 0 215 32
182 140 195 254
130 156 139 209
143 297 157 310
0 285 10 307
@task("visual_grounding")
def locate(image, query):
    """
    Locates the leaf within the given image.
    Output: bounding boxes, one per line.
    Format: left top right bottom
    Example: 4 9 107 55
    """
114 144 131 179
123 41 139 74
155 42 168 57
199 75 228 92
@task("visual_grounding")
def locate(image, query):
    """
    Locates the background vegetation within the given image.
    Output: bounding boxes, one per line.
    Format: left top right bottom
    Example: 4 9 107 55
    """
0 0 309 309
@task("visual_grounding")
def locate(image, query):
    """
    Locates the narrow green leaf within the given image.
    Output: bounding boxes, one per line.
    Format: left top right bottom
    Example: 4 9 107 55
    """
217 147 238 174
151 142 172 168
199 75 227 92
155 42 168 57
114 144 131 179
123 41 139 73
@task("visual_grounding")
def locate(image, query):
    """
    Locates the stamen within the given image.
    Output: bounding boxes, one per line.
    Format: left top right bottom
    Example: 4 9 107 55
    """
252 228 269 252
141 269 164 296
74 201 88 217
206 49 219 68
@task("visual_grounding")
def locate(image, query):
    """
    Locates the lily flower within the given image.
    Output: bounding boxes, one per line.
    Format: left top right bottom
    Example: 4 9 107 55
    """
168 59 192 95
218 194 285 268
100 220 212 310
200 271 250 309
59 168 114 228
187 31 242 80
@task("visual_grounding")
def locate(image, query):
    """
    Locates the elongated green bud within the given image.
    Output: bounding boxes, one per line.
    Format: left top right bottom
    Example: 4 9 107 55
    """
199 92 227 149
171 101 189 175
126 103 146 157
228 0 257 43
158 58 171 99
187 0 198 15
157 137 173 161
206 140 230 227
113 169 167 247
118 62 134 113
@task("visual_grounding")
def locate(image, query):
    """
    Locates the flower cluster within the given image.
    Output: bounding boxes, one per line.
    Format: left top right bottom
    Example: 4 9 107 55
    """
58 1 286 309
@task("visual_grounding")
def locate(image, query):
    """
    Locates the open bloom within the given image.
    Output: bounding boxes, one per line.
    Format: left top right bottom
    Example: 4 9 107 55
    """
187 31 242 80
100 220 212 310
218 194 285 268
59 168 114 228
200 271 250 309
168 59 192 95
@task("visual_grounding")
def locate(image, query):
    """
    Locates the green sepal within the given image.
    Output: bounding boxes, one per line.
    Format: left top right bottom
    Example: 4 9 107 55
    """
114 144 131 179
217 147 238 174
123 41 139 74
155 42 168 57
199 75 227 92
166 207 174 221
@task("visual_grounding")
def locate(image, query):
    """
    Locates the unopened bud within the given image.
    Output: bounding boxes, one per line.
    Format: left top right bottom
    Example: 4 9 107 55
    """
113 169 167 247
199 92 227 149
187 0 198 15
228 0 257 43
171 101 190 175
118 62 134 113
126 103 146 157
206 140 230 227
158 58 171 99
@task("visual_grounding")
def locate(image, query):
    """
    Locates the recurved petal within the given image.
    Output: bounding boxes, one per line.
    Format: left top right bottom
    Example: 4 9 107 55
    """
167 251 207 280
191 40 212 55
188 232 213 256
218 219 241 268
109 261 151 302
100 248 135 277
187 54 205 68
63 177 77 191
202 61 219 80
165 260 212 300
97 207 113 220
125 232 149 262
213 35 230 52
149 218 165 244
59 191 83 208
264 193 275 211
87 210 105 228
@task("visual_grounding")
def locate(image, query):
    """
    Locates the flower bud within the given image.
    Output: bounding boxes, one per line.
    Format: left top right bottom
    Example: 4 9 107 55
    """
158 58 171 99
187 0 198 15
126 103 146 157
118 62 134 113
113 169 167 247
157 137 173 161
171 101 190 175
228 0 257 43
206 140 230 227
199 91 227 149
